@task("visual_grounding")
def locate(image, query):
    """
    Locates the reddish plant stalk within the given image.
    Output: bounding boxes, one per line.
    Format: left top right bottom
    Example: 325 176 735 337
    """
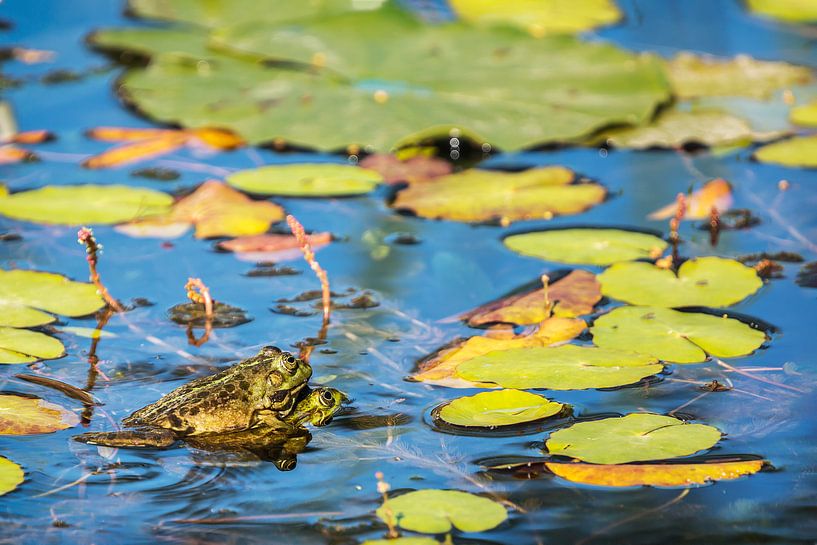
77 227 123 312
286 214 331 326
709 205 721 246
669 193 686 267
375 471 399 539
185 277 214 320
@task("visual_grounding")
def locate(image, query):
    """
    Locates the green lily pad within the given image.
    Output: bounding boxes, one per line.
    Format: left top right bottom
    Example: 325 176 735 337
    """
504 228 666 265
789 100 817 126
450 0 621 35
546 413 722 464
746 0 817 22
456 345 662 390
0 327 65 364
664 52 811 100
392 167 606 223
438 390 564 428
591 306 767 363
0 456 24 497
598 257 762 308
0 270 104 327
376 489 507 534
594 109 783 149
90 27 213 60
227 164 383 197
0 185 173 225
95 4 670 150
754 135 817 168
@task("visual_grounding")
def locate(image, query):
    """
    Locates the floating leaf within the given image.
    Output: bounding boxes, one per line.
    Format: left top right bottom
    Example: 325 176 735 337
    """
746 0 817 22
596 109 783 150
60 326 117 339
591 306 767 363
598 257 763 308
0 270 104 327
546 458 764 487
82 133 189 169
412 317 586 386
393 167 605 223
0 327 65 364
169 301 251 328
0 457 24 497
227 164 383 197
118 180 285 239
450 0 621 35
456 345 662 390
0 184 172 225
546 413 722 464
362 538 440 545
358 154 452 184
504 228 666 265
789 101 817 127
754 135 817 168
0 145 36 164
0 395 79 434
94 4 669 151
216 232 332 262
376 489 507 534
86 127 182 141
459 270 601 326
9 130 54 145
438 390 564 428
648 178 733 220
665 52 811 100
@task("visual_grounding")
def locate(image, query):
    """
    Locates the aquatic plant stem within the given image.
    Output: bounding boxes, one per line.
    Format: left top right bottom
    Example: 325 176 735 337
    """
77 227 123 312
709 205 720 246
669 193 686 267
375 471 400 538
287 214 332 328
184 278 214 346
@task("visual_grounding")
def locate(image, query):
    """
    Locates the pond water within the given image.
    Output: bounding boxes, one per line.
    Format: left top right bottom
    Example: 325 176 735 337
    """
2 1 817 543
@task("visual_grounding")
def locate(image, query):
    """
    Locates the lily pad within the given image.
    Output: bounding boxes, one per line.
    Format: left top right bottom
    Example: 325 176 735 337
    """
664 52 811 100
504 228 666 265
591 306 767 363
456 345 662 390
789 100 817 126
450 0 621 35
746 0 817 22
0 270 104 327
438 390 564 428
0 395 80 434
376 489 507 534
95 4 670 150
392 167 606 223
362 538 440 545
0 327 65 364
0 457 23 497
0 184 172 225
169 301 251 328
546 413 722 464
546 458 764 487
227 164 383 197
597 257 763 308
754 135 817 168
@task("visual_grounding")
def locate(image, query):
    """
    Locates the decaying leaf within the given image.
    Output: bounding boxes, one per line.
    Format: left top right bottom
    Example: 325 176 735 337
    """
216 232 332 262
358 154 452 184
648 178 733 220
0 394 80 434
82 133 189 168
459 270 601 326
0 145 36 164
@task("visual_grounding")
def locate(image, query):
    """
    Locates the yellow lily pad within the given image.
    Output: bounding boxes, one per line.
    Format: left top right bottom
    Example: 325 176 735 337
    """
504 228 666 265
0 394 80 434
746 0 817 22
438 390 564 428
376 489 507 534
0 457 24 497
754 135 817 168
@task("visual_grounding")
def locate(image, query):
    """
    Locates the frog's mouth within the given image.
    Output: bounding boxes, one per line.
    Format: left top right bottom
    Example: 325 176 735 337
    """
266 381 309 412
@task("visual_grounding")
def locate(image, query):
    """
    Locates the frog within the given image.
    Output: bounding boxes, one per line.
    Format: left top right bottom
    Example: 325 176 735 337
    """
74 345 313 449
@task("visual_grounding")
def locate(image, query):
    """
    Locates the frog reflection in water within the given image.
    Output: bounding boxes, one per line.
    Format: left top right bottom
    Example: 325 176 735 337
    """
75 346 347 470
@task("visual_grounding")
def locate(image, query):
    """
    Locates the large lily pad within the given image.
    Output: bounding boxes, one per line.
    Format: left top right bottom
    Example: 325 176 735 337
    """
227 164 383 197
376 489 507 533
0 270 104 327
591 306 767 363
598 257 762 308
0 395 80 434
664 52 811 100
456 345 662 390
94 4 670 150
450 0 621 35
754 135 817 168
0 185 172 225
0 457 23 497
0 327 65 364
392 167 606 223
746 0 817 22
504 228 666 265
546 413 722 464
438 390 564 428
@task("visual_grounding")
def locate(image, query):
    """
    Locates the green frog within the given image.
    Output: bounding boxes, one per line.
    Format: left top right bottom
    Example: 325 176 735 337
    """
75 345 318 449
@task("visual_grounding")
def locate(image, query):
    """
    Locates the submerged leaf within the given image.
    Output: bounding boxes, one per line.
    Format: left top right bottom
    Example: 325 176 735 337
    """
546 413 722 464
591 306 767 363
504 228 666 265
227 164 383 197
754 135 817 168
393 167 605 223
376 489 507 534
217 232 332 262
648 178 733 220
0 395 79 434
438 390 564 427
358 154 452 184
450 0 621 35
82 133 189 169
0 185 172 225
0 457 24 497
598 257 762 308
546 458 764 487
456 345 662 390
168 301 251 328
460 270 601 326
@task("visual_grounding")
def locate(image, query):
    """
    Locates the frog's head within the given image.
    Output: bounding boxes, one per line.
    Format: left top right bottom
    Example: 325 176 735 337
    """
287 387 348 427
244 346 312 413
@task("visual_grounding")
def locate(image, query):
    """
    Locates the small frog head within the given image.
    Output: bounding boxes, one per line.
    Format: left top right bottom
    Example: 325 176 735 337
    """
287 387 348 427
246 346 312 413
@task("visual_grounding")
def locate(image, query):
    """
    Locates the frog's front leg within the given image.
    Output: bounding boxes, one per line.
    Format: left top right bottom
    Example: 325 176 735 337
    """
74 428 177 448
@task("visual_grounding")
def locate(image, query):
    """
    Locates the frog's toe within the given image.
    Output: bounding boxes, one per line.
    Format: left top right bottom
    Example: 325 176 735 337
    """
74 429 177 448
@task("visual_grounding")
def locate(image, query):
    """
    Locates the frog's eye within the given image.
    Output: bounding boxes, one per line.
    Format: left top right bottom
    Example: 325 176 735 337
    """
282 353 299 373
319 389 334 407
